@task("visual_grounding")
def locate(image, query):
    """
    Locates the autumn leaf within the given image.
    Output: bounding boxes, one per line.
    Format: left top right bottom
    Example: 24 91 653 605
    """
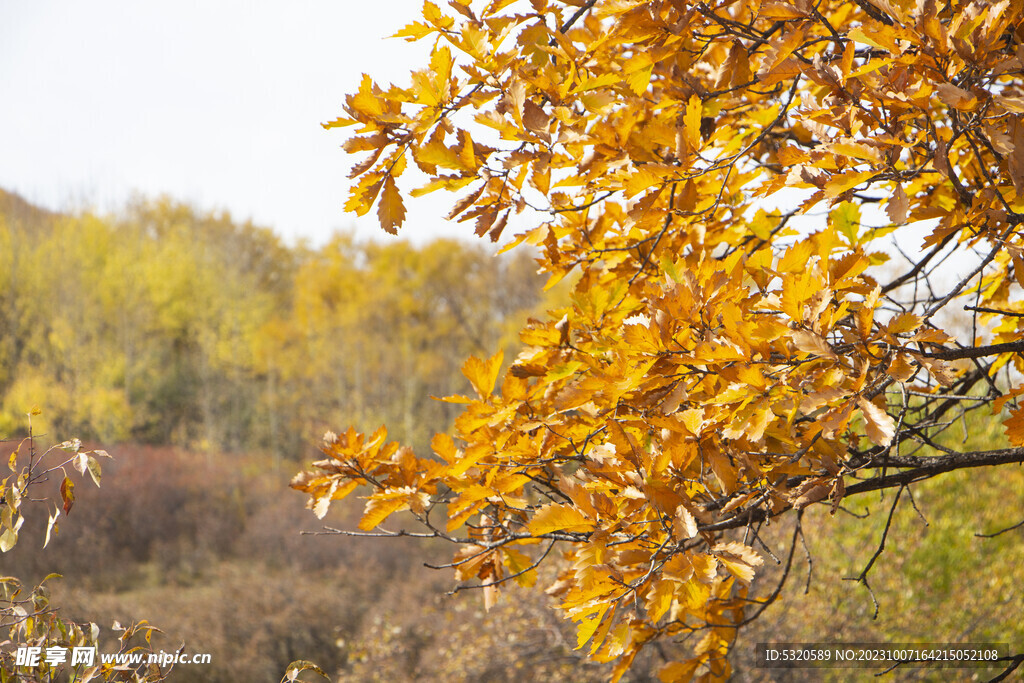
886 183 910 225
712 542 763 585
377 176 406 235
462 349 503 399
858 396 896 447
791 329 838 360
60 475 75 515
674 505 699 540
528 503 594 534
936 82 979 111
824 170 875 198
1004 406 1024 446
43 505 60 549
624 54 654 95
359 487 429 531
392 21 434 41
788 477 832 509
886 312 922 336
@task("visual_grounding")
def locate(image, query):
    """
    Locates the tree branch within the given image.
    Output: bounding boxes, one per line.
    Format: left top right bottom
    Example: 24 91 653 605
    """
919 339 1024 360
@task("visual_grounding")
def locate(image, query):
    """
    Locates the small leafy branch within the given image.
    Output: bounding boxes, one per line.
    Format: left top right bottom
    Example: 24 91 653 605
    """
1 410 169 683
1 409 108 554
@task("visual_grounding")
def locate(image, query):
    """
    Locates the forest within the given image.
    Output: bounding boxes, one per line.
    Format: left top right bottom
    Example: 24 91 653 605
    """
0 188 543 458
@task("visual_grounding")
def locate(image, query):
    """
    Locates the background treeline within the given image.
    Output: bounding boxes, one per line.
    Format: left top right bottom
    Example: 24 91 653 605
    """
0 189 544 460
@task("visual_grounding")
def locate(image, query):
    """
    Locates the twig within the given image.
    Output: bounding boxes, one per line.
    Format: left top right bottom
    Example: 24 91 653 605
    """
844 485 904 619
975 518 1024 538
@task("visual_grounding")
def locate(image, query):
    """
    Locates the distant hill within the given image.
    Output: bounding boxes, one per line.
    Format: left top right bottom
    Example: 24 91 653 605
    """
0 187 57 227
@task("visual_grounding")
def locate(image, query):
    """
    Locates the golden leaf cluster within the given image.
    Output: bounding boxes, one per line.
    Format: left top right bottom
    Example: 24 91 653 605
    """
299 0 1024 679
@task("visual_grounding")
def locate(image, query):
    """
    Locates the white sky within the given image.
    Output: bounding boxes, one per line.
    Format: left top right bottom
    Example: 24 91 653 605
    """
0 0 468 245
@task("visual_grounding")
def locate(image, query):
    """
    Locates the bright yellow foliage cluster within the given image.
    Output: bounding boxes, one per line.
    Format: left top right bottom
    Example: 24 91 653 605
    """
296 0 1024 679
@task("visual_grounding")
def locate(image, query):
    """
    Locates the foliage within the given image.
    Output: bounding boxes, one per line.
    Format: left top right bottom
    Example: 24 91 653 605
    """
297 0 1024 679
1 412 167 682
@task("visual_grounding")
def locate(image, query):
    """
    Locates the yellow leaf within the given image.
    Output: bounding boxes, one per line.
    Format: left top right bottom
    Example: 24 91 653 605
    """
847 25 897 52
658 661 700 682
777 238 814 274
60 476 75 515
359 488 423 531
995 94 1024 113
447 443 491 477
625 54 654 95
502 547 538 588
377 176 406 234
886 312 922 335
0 527 17 553
857 396 895 446
684 95 703 152
830 140 882 163
417 139 466 171
681 408 704 436
824 170 875 198
574 602 611 650
528 503 594 534
716 40 752 89
916 355 956 387
574 72 620 93
423 0 455 29
431 432 459 463
485 0 520 14
781 271 815 322
674 505 699 540
760 2 808 19
459 129 480 170
712 541 762 585
645 579 676 623
392 21 434 41
1004 406 1024 446
887 353 916 381
344 173 384 216
840 40 855 80
349 74 383 118
462 349 503 399
856 287 880 340
757 28 805 79
707 449 739 494
830 201 862 244
410 174 477 198
819 400 854 438
791 329 837 360
778 145 811 166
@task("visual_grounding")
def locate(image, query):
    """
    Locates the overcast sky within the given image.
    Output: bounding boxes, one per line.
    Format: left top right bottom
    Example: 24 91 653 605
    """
0 1 469 245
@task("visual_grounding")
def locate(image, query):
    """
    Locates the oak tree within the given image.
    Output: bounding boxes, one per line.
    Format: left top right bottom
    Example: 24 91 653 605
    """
295 0 1024 679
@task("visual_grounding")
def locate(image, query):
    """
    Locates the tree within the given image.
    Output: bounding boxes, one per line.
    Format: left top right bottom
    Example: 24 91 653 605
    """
293 0 1024 679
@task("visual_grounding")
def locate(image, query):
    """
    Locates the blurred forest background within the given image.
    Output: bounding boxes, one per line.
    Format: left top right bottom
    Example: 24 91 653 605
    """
2 188 1022 682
